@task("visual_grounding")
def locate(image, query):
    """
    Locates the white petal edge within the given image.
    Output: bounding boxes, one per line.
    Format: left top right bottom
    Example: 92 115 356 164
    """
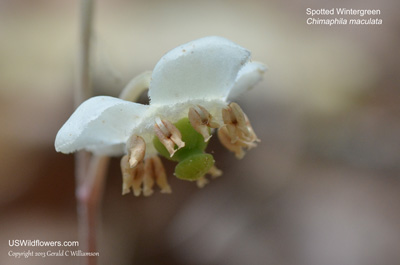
55 96 148 156
149 36 251 105
227 62 267 101
119 71 152 102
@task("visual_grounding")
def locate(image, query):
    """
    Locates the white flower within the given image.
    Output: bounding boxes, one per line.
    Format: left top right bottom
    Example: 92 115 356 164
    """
55 36 266 196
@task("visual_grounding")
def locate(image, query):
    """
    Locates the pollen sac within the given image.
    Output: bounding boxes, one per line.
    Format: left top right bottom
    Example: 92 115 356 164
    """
120 155 144 196
143 159 155 196
208 165 223 178
126 135 146 168
154 118 185 157
219 102 260 159
218 126 245 159
120 155 171 196
143 156 172 196
188 105 219 142
196 176 209 188
152 156 172 194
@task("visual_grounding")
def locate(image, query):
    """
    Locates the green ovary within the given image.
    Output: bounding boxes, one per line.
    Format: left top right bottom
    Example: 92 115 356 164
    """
175 153 214 181
153 118 214 181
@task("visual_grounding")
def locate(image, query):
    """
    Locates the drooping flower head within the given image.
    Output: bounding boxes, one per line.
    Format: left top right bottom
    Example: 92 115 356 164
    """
55 36 266 196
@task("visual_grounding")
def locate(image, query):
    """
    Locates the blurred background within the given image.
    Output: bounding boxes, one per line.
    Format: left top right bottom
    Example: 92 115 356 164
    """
1 0 399 264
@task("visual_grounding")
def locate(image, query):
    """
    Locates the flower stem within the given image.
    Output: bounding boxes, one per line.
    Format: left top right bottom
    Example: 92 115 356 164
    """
76 156 109 265
75 1 106 265
74 1 150 264
76 0 94 107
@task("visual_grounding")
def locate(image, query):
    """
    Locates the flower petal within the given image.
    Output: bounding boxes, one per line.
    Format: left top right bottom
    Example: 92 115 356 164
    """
149 36 251 105
55 96 148 155
227 62 266 101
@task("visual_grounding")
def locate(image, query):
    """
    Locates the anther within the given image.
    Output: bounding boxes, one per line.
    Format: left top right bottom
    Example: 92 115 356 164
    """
132 162 145 196
193 105 207 121
196 164 223 188
152 156 172 194
220 102 259 158
208 165 223 178
143 159 155 196
143 156 172 195
120 155 144 196
218 126 246 159
188 105 219 142
121 155 172 196
221 107 239 143
155 117 170 136
126 135 146 168
244 113 260 143
196 176 209 188
230 102 251 137
121 155 134 195
222 103 252 143
154 117 185 157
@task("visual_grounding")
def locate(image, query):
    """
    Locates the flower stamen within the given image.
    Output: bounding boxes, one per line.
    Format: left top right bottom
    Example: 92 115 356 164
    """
218 102 260 159
218 126 246 159
143 158 155 196
132 162 145 196
121 155 145 196
126 135 146 168
121 155 134 195
222 102 251 143
152 156 172 194
121 155 171 196
154 117 185 157
189 105 219 142
244 113 261 144
196 176 209 188
143 156 172 196
208 165 223 178
196 165 223 188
